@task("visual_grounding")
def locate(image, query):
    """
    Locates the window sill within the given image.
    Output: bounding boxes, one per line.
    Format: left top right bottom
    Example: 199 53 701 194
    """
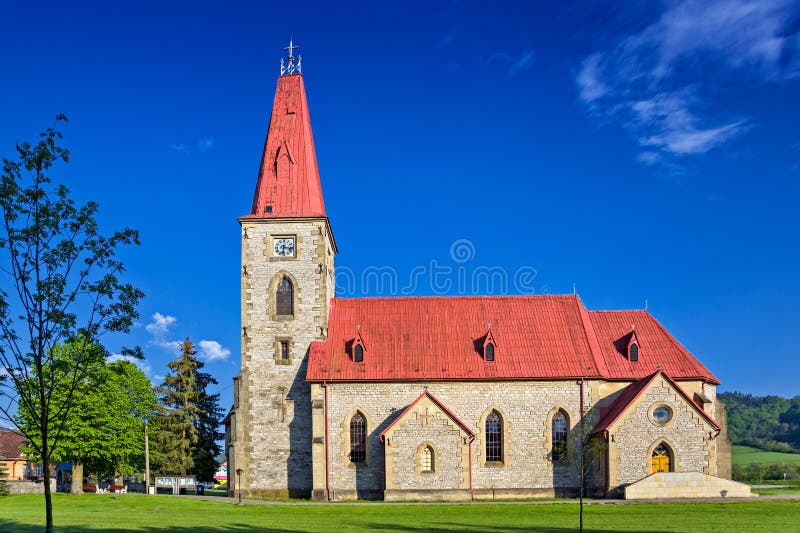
484 461 505 468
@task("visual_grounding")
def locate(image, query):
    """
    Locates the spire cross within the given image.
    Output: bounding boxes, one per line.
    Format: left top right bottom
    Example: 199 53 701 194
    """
284 39 299 59
280 39 303 76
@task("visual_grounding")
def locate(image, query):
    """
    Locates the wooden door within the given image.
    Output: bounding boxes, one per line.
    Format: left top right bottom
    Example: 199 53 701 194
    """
651 444 671 473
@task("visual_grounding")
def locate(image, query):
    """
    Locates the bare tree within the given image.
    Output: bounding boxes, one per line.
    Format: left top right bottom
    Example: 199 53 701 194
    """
0 116 143 532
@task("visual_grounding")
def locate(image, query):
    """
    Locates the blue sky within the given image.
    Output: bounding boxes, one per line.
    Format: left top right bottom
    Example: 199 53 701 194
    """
1 0 799 410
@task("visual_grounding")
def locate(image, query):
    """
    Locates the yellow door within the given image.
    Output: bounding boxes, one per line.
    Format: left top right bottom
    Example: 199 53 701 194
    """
651 444 671 473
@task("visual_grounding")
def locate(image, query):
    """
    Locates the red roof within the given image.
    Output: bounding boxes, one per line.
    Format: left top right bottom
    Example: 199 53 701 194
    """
379 390 475 442
307 295 719 384
591 370 720 434
245 73 326 219
588 310 719 383
0 429 26 460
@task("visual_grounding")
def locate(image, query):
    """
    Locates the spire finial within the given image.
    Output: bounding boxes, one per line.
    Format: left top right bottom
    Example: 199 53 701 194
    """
280 38 302 76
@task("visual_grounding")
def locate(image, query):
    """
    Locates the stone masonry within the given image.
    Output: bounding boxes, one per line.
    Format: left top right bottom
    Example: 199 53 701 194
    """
608 374 717 493
231 217 335 498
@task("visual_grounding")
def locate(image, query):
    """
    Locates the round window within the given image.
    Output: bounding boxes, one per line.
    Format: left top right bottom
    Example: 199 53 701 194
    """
651 405 673 423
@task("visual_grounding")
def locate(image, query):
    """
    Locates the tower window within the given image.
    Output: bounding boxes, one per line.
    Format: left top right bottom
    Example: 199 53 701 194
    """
354 344 364 363
276 276 294 316
485 343 495 362
349 412 367 463
280 341 289 361
629 342 639 362
485 410 503 462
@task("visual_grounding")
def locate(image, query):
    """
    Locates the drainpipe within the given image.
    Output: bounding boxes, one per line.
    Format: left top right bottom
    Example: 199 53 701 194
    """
580 377 585 499
468 435 475 501
602 430 610 498
324 381 331 501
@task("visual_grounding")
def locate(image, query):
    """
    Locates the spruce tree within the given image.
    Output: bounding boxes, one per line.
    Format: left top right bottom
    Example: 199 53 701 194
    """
152 338 221 480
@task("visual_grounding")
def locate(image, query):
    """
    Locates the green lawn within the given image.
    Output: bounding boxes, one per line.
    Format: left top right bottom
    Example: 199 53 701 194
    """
1 494 799 533
733 445 800 466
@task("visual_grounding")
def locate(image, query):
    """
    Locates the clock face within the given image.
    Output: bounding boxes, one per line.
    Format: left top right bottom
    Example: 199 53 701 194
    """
274 237 295 257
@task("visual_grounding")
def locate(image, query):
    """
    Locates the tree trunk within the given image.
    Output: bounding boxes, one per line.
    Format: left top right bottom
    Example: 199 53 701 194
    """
71 462 84 494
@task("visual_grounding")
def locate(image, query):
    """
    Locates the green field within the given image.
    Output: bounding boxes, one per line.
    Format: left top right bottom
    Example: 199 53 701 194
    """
0 494 799 533
733 445 800 466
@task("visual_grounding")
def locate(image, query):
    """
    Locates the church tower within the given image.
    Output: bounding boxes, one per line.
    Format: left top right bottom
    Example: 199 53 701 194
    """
229 43 336 498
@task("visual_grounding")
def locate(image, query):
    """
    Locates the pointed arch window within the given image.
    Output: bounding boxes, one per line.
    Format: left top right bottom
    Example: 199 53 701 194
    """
629 342 639 362
552 409 569 462
276 276 294 316
485 343 495 362
485 410 503 462
349 412 367 463
421 445 434 473
354 344 364 363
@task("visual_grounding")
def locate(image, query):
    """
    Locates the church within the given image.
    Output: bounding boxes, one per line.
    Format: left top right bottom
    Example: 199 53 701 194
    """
224 47 739 501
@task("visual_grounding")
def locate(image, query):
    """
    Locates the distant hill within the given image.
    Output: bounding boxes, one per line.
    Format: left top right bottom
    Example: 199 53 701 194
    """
719 392 800 453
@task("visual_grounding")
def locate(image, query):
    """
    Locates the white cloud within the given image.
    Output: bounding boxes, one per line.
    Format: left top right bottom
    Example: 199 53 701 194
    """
198 137 214 152
145 312 181 353
488 48 536 77
197 340 231 362
575 0 799 163
169 143 190 154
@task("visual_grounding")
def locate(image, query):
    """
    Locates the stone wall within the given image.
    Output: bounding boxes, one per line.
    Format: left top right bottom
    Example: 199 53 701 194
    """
325 381 589 498
624 472 751 499
7 479 56 494
232 218 334 498
609 375 714 491
382 395 471 493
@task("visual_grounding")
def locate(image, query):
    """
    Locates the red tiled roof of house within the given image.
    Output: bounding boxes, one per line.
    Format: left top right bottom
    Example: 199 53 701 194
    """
591 370 720 434
307 295 719 384
245 73 326 219
379 390 475 442
0 429 26 460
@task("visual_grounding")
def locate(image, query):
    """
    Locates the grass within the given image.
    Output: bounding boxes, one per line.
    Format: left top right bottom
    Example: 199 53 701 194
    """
752 486 800 496
733 445 800 466
0 494 799 532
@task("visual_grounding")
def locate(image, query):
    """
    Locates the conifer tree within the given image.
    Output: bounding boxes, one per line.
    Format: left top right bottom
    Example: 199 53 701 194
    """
152 338 221 480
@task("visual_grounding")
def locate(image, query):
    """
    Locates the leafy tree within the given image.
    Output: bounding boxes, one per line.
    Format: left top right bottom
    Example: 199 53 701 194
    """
719 391 800 452
0 116 143 531
152 338 222 481
17 346 156 492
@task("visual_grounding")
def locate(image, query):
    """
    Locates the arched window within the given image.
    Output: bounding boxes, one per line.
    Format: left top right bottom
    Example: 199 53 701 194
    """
485 343 495 362
421 445 434 473
629 342 639 361
276 277 294 316
354 344 364 363
485 410 503 462
552 409 569 462
349 412 367 463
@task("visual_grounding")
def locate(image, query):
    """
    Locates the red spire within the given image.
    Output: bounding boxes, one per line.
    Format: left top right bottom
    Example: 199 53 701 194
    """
247 73 326 218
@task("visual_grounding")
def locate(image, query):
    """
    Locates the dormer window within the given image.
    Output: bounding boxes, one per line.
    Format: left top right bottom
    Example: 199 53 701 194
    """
481 326 498 362
629 342 639 362
354 344 364 363
485 343 495 362
626 328 640 362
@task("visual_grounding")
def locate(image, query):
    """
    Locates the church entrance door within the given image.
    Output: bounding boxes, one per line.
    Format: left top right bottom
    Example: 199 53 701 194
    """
651 443 672 473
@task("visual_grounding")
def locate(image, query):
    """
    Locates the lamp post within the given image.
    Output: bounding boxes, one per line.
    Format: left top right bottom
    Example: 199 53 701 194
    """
144 421 150 496
236 468 243 505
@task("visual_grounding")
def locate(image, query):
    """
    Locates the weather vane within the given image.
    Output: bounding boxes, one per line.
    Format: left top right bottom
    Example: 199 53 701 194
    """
280 38 302 76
